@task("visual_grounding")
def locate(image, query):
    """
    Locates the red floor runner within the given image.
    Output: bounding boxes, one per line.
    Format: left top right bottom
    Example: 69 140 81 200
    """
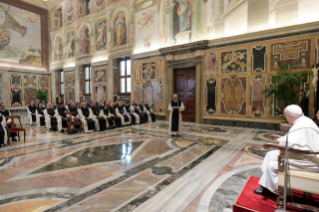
233 176 319 212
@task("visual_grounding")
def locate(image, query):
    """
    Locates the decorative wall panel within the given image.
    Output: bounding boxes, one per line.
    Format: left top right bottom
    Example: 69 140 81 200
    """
24 88 36 105
251 75 266 117
66 87 75 102
134 62 140 81
8 72 51 108
142 82 156 111
206 53 217 76
92 66 108 102
271 39 310 70
39 76 49 88
10 87 22 107
95 85 107 102
206 78 216 114
221 49 247 74
220 77 246 115
24 76 37 87
94 69 107 83
65 72 75 87
157 81 164 112
95 19 107 52
142 62 156 80
10 74 22 86
252 46 266 72
134 82 141 102
157 60 165 80
0 74 3 103
133 57 166 113
316 38 319 63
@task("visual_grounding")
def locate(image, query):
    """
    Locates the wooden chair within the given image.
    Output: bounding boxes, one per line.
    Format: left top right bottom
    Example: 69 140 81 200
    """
264 138 319 212
66 112 81 134
5 115 26 145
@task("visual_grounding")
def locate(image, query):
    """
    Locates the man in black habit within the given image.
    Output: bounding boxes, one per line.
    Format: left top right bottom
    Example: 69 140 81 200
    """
45 103 58 131
132 100 145 124
91 101 106 131
68 102 81 130
57 103 69 132
78 102 97 133
168 94 185 137
37 103 46 126
138 100 149 123
27 100 37 125
144 100 156 122
0 103 17 142
109 102 122 127
101 104 115 129
298 91 309 117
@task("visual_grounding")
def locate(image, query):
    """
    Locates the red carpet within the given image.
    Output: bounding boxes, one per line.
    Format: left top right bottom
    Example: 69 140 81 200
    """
233 176 319 212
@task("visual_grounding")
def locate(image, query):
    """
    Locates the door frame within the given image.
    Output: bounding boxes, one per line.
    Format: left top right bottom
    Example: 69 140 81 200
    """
165 57 203 124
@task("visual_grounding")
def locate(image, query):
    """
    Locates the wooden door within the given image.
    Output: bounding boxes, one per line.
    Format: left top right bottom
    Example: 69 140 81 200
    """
174 68 196 122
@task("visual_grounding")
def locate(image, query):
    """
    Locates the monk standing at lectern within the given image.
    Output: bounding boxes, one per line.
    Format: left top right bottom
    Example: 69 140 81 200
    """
168 93 185 137
254 105 319 196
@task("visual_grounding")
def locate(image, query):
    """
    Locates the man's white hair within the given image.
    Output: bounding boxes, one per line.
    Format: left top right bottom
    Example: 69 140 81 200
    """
285 104 303 118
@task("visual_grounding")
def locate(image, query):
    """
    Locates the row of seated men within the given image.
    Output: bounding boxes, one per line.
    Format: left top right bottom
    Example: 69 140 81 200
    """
27 99 156 133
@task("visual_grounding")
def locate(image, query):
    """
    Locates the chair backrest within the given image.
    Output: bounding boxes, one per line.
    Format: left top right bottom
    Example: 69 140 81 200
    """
66 112 76 122
5 115 23 128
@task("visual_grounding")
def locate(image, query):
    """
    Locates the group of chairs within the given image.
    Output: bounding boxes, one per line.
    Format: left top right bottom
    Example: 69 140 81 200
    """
5 111 83 145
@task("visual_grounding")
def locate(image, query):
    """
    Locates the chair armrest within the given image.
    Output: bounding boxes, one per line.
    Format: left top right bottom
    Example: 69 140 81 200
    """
263 143 319 154
268 134 281 140
263 143 285 150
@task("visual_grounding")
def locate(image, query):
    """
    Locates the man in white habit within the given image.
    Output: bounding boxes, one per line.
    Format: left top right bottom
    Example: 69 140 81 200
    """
168 93 185 137
254 105 319 196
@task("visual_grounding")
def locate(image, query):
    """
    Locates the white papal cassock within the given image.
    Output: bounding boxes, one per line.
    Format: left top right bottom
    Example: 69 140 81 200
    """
168 100 185 135
259 115 319 194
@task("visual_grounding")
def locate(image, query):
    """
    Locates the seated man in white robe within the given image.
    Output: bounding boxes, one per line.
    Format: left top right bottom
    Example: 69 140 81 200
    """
44 103 58 130
0 112 8 147
116 102 130 126
27 100 37 125
0 103 17 141
78 102 99 133
124 101 135 124
130 101 141 124
168 94 185 137
254 105 319 195
143 100 156 122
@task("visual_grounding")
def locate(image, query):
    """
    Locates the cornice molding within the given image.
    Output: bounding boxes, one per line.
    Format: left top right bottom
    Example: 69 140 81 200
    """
159 40 208 55
20 0 49 9
207 21 319 48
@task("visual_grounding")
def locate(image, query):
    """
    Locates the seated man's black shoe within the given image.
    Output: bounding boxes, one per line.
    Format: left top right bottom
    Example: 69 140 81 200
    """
171 135 175 137
12 137 18 142
254 187 276 196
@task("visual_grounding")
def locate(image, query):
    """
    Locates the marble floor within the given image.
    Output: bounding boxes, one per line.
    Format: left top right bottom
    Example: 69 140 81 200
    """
0 121 283 212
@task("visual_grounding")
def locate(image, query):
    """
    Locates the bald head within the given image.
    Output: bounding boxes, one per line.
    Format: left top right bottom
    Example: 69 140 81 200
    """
284 105 303 124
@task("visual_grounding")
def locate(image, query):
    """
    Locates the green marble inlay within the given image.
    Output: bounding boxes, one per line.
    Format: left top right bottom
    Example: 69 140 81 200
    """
31 141 144 174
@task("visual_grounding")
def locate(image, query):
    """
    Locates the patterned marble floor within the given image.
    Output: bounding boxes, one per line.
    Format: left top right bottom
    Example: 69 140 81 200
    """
0 121 282 212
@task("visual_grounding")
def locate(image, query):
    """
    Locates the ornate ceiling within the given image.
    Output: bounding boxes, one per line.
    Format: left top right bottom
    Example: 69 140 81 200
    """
20 0 63 10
